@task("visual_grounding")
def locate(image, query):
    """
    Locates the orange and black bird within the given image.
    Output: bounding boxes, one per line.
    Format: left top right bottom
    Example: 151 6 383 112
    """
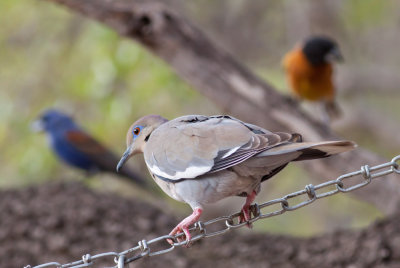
283 36 344 123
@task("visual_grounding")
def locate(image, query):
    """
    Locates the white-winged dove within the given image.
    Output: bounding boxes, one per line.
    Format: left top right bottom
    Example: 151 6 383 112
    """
117 115 356 243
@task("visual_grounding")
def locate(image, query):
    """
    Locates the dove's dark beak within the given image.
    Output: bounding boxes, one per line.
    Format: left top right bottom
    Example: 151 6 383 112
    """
117 149 131 172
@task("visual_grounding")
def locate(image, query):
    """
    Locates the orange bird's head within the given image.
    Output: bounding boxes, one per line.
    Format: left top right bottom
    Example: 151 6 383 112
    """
302 36 343 66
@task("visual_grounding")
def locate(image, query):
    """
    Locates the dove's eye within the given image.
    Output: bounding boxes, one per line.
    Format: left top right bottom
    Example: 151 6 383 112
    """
133 127 141 136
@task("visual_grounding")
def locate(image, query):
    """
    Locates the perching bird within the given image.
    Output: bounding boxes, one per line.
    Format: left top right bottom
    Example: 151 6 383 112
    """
117 114 356 243
33 109 147 188
283 35 343 123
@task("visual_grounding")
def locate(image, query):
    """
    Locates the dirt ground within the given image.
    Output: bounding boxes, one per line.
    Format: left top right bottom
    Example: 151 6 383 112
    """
2 182 399 268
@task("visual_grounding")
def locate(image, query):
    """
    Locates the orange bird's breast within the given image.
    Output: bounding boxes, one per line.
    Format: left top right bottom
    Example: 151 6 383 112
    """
283 48 334 102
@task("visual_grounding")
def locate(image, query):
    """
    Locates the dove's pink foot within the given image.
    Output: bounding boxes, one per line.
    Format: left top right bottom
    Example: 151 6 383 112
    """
168 208 203 245
239 190 257 228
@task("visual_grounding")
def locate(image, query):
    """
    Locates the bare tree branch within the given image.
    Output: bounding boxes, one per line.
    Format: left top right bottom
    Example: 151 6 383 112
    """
45 0 400 214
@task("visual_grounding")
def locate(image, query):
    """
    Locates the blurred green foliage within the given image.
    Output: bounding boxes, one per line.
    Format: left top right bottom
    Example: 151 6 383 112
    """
0 0 217 187
2 0 399 237
342 0 392 29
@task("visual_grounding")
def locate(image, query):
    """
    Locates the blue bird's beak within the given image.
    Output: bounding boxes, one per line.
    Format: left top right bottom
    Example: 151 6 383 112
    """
117 149 131 172
31 120 44 133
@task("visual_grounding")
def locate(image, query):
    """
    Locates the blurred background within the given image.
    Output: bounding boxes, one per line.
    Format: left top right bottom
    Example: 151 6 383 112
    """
1 0 399 237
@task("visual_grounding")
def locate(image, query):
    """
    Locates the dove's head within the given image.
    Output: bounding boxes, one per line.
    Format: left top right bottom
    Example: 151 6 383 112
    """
117 115 168 172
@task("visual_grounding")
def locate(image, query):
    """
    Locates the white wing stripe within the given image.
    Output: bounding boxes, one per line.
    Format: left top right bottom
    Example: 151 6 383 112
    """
148 163 211 180
221 146 240 159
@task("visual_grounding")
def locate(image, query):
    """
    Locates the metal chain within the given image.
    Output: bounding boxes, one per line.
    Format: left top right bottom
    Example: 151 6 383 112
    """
26 155 400 268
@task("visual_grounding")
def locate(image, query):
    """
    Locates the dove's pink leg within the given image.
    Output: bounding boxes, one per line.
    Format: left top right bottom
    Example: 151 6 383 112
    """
240 190 257 228
168 208 203 244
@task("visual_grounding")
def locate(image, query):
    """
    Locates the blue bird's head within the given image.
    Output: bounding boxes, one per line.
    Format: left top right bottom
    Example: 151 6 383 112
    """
32 109 78 134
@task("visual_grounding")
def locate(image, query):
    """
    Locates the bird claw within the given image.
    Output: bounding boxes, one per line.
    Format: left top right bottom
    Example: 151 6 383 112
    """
239 206 253 229
167 208 202 246
167 226 192 247
239 190 257 228
167 225 192 248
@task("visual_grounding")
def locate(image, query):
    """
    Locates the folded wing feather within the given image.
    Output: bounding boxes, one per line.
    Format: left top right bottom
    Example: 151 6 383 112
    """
144 115 355 181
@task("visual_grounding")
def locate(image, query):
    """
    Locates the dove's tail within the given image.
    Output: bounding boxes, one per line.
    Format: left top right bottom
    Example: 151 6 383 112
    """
261 139 356 161
259 139 356 182
292 140 356 161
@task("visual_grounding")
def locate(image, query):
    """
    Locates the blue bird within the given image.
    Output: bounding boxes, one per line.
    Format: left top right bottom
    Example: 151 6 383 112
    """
33 109 148 188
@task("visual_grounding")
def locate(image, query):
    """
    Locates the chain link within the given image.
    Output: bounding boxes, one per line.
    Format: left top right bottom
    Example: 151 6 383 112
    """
25 155 400 268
